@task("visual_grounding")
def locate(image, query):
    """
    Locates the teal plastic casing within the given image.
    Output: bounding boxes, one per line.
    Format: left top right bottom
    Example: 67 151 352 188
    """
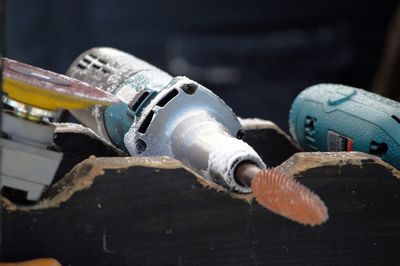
289 84 400 170
103 71 171 152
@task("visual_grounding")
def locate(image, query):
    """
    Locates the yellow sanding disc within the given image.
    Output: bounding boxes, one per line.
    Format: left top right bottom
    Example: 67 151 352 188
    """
3 58 118 111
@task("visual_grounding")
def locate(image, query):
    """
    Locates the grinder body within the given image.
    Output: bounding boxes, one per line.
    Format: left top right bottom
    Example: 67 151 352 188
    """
67 47 265 193
289 84 400 169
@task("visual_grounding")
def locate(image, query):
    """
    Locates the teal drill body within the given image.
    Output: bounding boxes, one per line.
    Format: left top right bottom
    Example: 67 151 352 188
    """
289 84 400 170
103 71 173 151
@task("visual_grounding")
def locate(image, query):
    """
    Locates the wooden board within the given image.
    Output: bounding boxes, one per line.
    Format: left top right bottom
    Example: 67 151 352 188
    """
2 119 400 265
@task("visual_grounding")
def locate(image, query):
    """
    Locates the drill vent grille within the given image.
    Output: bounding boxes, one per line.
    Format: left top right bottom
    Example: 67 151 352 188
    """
77 54 110 74
138 110 155 134
304 116 317 151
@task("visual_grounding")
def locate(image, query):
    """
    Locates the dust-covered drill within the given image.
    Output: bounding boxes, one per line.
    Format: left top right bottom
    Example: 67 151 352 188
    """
67 47 328 226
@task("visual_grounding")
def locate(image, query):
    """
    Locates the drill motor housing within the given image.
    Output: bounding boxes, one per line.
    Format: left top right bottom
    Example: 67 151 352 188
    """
67 47 265 193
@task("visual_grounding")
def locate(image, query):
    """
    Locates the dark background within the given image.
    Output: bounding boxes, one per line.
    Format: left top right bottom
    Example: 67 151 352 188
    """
5 0 399 131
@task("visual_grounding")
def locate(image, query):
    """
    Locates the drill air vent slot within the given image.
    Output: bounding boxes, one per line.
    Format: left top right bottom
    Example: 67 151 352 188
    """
156 89 178 107
83 53 108 71
391 115 400 124
88 54 97 59
78 57 91 69
82 58 91 64
304 116 317 150
77 63 86 70
129 91 150 112
369 141 388 157
138 110 155 134
98 58 107 64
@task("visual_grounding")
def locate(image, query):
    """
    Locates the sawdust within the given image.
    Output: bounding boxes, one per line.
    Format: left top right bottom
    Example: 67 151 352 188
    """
277 151 400 180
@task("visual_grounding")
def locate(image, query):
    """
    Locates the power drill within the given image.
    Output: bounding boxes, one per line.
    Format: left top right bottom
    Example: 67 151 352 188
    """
66 47 266 193
66 48 328 226
289 83 400 170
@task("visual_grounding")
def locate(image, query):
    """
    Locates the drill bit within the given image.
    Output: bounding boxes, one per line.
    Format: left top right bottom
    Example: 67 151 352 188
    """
235 162 328 226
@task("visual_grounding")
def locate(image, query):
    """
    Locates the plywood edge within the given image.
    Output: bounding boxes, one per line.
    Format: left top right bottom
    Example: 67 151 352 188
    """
1 155 253 212
277 151 400 180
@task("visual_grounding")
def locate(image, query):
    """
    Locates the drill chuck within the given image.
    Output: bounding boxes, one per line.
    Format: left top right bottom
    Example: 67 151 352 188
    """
67 47 265 192
289 84 400 169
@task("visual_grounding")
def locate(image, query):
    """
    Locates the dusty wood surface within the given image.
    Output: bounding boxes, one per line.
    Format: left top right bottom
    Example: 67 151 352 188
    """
2 119 400 265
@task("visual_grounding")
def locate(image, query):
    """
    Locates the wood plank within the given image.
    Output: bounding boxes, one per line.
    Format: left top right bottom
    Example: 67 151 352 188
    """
2 120 400 265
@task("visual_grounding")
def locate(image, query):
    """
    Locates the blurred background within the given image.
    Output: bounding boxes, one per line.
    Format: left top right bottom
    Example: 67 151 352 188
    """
5 0 399 132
